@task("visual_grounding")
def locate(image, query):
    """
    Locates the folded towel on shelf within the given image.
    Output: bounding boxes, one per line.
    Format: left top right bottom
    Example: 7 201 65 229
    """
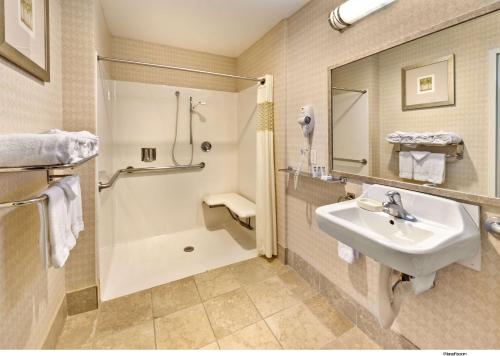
430 131 462 145
399 152 413 179
43 184 77 268
45 129 99 163
386 131 462 146
0 130 99 167
410 151 446 184
55 176 84 238
337 242 359 264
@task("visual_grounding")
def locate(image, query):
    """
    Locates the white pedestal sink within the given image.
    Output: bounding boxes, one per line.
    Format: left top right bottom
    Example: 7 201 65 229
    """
316 184 481 327
316 184 480 277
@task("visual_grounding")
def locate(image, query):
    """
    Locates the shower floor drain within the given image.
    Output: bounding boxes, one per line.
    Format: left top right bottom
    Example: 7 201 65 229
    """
183 246 195 252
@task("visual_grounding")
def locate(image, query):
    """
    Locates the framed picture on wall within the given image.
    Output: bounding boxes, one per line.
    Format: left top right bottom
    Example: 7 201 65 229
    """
401 54 454 110
0 0 50 82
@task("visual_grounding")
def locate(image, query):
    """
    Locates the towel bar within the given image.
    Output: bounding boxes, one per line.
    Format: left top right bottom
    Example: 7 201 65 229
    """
0 194 47 209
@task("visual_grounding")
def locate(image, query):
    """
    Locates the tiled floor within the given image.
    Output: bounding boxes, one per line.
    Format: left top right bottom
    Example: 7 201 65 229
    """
56 257 380 350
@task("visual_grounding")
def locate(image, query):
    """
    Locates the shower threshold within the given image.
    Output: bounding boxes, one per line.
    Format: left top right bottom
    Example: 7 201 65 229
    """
99 220 257 301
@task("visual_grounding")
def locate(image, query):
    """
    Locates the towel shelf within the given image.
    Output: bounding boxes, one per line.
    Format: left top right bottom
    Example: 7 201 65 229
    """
98 162 206 192
0 153 98 183
390 142 464 159
278 167 347 184
0 154 97 209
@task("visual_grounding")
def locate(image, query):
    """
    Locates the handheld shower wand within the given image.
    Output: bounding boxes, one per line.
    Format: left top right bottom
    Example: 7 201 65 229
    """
189 97 206 144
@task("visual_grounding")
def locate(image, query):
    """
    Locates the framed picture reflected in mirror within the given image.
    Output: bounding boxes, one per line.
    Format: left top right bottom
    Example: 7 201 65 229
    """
402 55 454 110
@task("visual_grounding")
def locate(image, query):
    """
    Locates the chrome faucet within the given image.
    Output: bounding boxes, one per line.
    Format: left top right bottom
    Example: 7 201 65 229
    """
383 191 416 221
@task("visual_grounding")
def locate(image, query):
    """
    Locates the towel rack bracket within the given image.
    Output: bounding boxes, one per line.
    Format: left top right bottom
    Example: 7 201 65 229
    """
392 142 464 160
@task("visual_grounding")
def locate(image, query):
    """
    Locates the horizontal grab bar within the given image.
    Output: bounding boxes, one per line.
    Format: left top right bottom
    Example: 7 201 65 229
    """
98 162 206 192
333 157 368 165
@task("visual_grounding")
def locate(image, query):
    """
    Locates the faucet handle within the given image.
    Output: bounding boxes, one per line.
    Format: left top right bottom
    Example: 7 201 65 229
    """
385 191 402 205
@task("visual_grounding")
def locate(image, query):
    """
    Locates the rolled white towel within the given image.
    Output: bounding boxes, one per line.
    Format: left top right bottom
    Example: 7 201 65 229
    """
46 129 99 162
0 133 76 167
337 241 359 264
431 131 462 145
386 131 462 146
0 130 98 167
385 132 402 143
399 132 420 144
414 132 434 144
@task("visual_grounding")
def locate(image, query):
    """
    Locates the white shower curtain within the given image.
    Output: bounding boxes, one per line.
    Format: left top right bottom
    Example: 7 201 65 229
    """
256 74 277 258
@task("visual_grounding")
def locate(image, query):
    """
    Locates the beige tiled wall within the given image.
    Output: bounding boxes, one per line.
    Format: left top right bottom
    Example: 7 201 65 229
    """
0 0 66 348
238 0 500 348
61 0 101 292
110 37 238 92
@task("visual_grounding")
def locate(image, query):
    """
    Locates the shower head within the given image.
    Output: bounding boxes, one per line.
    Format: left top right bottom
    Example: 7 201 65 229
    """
191 100 206 110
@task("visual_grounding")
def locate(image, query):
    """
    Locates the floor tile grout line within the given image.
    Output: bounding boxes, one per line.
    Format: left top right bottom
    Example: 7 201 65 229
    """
152 279 203 320
242 287 284 349
206 280 262 340
150 290 158 350
202 284 265 343
193 274 219 348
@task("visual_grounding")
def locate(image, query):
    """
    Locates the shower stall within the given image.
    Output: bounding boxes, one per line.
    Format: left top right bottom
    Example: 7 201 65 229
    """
96 61 260 300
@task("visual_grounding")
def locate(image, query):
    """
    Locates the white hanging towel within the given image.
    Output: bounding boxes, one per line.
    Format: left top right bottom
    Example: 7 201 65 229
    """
55 176 84 238
43 185 77 268
37 202 50 271
337 241 359 264
410 151 446 184
398 152 413 179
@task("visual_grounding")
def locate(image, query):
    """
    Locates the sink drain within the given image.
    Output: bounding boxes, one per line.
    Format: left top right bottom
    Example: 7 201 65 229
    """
184 246 195 252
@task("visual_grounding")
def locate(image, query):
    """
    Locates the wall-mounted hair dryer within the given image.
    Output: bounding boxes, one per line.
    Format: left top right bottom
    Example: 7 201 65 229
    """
298 105 314 137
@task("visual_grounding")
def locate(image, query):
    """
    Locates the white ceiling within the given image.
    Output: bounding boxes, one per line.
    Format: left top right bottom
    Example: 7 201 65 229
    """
99 0 310 58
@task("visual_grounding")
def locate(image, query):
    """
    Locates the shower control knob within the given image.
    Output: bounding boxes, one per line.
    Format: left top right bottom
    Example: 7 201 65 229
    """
201 141 212 152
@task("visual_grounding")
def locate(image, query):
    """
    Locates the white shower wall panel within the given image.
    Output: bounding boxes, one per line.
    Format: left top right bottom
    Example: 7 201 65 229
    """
111 81 239 243
237 86 257 202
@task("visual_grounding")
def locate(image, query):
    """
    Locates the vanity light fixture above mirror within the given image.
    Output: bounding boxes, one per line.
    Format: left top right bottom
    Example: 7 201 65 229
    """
328 0 396 32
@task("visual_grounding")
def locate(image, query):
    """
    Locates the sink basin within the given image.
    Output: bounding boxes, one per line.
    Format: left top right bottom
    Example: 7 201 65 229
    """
316 184 480 277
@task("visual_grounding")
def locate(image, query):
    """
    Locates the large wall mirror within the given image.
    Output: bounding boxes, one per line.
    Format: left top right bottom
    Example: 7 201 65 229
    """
329 10 500 198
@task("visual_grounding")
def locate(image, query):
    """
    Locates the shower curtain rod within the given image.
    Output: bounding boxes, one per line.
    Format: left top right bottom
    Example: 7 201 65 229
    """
97 55 265 85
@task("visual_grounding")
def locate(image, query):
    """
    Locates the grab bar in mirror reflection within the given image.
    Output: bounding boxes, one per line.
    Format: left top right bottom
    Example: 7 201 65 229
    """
333 157 368 165
485 217 500 239
331 86 367 94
